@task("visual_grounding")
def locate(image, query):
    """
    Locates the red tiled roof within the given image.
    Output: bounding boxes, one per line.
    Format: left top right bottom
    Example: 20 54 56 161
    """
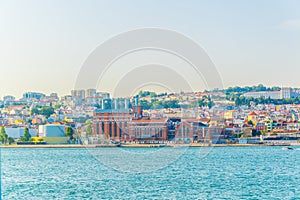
249 112 257 116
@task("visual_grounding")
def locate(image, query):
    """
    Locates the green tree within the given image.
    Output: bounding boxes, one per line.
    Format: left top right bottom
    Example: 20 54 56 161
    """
86 120 92 137
66 126 74 140
0 135 3 144
54 104 62 109
150 92 157 98
22 127 31 141
139 100 152 110
40 106 55 118
1 126 6 135
152 101 164 109
8 137 14 145
30 107 39 116
0 126 8 144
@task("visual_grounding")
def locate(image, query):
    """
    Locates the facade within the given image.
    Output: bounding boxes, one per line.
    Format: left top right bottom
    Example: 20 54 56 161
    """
93 97 131 140
93 109 170 142
243 91 280 99
243 87 300 99
93 96 170 142
93 97 226 143
129 118 168 141
86 89 97 97
39 124 66 137
5 127 38 139
174 120 225 143
71 90 85 99
23 92 45 100
93 109 132 140
3 95 15 102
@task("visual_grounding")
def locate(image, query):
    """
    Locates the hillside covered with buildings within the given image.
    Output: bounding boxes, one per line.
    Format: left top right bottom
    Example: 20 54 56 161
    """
1 85 300 145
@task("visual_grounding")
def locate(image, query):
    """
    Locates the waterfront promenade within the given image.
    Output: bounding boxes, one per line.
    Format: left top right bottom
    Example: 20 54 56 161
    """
1 142 299 148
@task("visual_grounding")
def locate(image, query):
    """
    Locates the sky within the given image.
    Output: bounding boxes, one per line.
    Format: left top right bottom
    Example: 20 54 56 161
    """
0 0 300 99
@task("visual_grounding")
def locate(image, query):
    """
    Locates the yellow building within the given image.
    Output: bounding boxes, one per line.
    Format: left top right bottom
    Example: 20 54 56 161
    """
247 112 258 125
224 110 237 120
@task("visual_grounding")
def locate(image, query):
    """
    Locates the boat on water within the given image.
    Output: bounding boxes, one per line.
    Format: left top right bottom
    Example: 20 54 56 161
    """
282 146 294 150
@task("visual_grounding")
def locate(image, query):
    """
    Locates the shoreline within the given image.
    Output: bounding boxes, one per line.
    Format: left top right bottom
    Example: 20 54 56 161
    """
1 143 299 148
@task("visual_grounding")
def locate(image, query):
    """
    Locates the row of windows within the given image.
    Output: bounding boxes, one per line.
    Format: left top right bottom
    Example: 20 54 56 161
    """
178 125 190 137
133 127 163 138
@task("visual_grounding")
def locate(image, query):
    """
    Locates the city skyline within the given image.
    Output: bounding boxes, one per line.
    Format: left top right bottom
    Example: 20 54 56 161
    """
1 84 300 100
1 0 300 98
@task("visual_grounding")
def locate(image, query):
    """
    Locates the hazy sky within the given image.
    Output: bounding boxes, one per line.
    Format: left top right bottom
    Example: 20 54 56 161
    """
0 0 300 99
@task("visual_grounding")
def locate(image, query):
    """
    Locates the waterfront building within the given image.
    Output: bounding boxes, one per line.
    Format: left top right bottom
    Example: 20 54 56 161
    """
93 96 227 143
37 124 69 144
93 98 131 141
4 127 38 139
93 96 170 141
173 119 225 143
129 118 169 141
39 124 66 137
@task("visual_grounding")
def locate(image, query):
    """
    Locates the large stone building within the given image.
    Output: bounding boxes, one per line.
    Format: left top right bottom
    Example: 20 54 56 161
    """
93 97 226 143
93 96 169 141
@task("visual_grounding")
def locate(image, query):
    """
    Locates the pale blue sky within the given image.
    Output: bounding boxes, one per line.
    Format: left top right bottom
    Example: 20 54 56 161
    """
0 0 300 98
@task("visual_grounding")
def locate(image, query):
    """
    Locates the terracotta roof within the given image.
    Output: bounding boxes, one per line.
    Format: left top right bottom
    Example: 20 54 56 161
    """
131 118 168 123
249 112 257 116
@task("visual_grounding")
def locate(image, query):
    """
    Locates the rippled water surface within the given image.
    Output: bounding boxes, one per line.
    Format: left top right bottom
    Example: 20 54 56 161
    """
1 147 300 199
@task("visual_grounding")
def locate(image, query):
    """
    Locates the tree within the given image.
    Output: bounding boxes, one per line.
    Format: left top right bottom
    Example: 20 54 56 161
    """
8 137 14 145
1 126 6 135
22 127 31 141
152 101 164 109
66 126 74 140
54 104 62 109
30 107 39 116
0 135 3 144
163 100 180 109
139 100 152 110
0 126 8 144
40 106 55 118
86 120 92 137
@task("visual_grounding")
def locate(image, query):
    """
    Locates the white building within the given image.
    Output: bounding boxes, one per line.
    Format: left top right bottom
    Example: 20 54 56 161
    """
243 87 300 99
39 124 66 137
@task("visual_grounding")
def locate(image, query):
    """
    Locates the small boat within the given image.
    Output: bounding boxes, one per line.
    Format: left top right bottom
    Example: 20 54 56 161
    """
282 146 294 150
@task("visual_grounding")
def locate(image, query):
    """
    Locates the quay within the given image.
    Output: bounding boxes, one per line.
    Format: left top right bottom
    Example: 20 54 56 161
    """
0 142 297 148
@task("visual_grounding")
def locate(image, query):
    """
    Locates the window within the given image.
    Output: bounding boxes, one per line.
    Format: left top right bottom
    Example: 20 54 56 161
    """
119 122 122 138
109 122 112 137
114 122 117 137
101 122 104 135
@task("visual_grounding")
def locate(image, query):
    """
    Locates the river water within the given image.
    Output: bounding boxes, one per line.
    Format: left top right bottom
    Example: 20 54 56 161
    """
1 146 300 199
